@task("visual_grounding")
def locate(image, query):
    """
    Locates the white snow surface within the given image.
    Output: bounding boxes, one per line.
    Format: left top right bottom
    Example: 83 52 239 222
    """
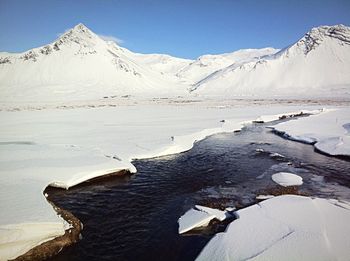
0 104 322 259
271 172 303 187
273 107 350 156
0 223 65 261
196 195 350 261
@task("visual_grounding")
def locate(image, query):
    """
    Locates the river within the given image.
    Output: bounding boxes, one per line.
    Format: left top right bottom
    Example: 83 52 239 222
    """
48 121 350 261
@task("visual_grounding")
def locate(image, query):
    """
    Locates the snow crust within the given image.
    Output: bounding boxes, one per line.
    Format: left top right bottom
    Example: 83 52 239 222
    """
196 195 350 261
0 104 320 259
273 108 350 156
271 172 303 187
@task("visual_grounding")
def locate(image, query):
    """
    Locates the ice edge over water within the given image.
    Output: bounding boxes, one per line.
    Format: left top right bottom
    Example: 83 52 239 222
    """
273 108 350 157
32 109 322 190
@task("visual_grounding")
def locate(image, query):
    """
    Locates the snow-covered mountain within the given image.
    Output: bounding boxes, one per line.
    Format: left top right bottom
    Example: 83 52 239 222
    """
191 24 350 98
1 23 350 102
0 23 188 102
132 53 192 77
176 48 279 85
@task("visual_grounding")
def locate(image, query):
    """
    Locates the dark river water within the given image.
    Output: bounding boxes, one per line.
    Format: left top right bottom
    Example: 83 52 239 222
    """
48 122 350 261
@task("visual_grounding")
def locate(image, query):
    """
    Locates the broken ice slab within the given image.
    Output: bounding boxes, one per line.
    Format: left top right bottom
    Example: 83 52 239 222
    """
178 205 235 234
178 209 215 234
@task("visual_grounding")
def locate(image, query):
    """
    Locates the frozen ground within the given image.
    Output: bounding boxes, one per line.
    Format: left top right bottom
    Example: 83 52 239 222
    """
196 195 350 261
0 103 347 260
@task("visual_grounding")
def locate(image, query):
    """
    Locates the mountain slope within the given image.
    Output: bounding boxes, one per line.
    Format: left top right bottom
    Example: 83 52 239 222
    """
132 53 192 77
0 24 188 102
191 24 350 98
176 48 279 85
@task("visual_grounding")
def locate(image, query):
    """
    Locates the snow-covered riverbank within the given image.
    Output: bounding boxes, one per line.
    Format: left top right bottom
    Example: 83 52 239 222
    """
196 195 350 261
273 108 350 157
0 103 347 260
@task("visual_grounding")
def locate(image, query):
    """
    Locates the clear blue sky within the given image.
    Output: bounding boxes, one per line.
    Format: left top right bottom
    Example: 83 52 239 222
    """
0 0 349 59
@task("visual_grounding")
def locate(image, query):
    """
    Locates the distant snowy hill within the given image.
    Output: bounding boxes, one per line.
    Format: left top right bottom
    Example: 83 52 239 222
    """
131 48 279 86
176 48 279 85
132 53 192 78
1 23 350 102
191 25 350 98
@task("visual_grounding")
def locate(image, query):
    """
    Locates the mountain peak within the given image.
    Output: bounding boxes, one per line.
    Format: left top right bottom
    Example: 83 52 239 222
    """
51 23 104 52
280 24 350 57
308 24 350 41
58 23 96 41
74 22 88 29
71 23 92 34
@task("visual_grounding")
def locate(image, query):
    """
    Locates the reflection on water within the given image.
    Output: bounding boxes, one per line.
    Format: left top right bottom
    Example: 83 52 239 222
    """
48 124 350 261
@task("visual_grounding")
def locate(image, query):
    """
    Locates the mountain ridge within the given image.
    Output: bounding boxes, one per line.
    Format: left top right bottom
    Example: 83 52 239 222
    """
1 23 349 102
190 24 350 97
